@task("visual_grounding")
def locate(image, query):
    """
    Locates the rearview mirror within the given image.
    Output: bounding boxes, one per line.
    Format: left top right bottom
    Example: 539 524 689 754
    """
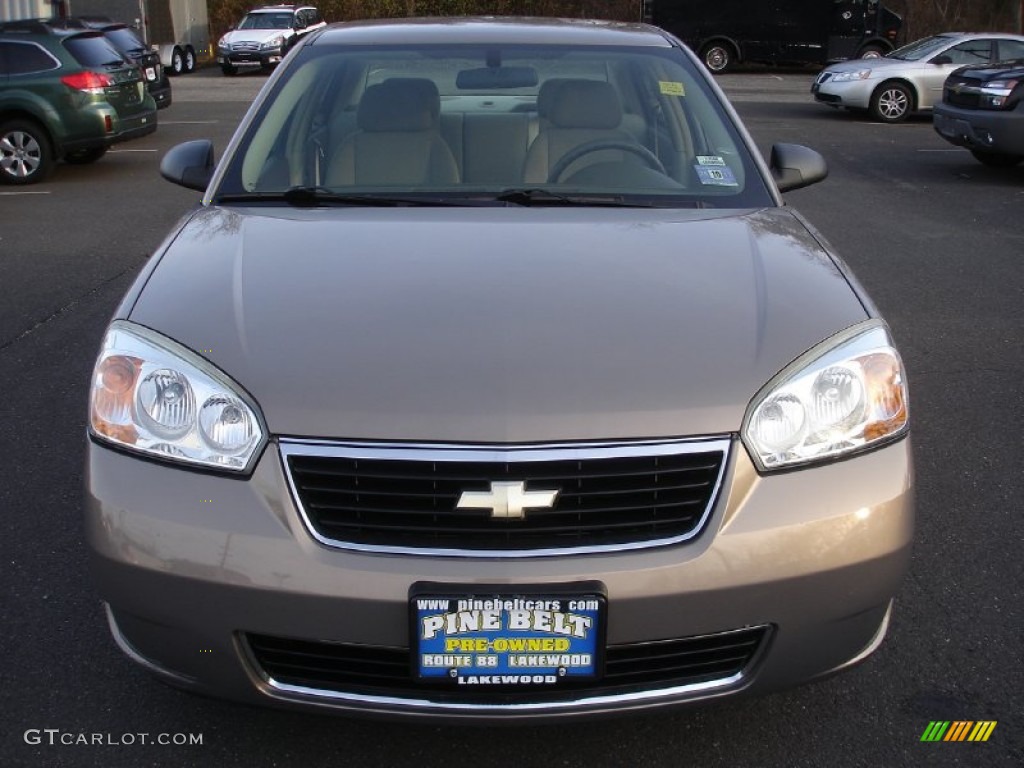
770 143 828 192
161 140 215 191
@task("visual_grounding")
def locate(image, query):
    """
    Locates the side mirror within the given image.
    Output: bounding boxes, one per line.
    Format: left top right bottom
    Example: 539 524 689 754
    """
161 140 215 191
770 143 828 193
931 55 952 66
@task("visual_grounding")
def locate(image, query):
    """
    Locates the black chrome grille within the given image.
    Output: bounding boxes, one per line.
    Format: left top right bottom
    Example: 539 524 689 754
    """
282 441 728 553
246 626 767 703
944 87 982 109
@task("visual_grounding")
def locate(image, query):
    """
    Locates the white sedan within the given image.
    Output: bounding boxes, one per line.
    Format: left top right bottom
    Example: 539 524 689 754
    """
812 32 1024 122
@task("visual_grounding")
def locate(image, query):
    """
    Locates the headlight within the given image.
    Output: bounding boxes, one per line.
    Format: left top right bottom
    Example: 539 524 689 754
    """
89 321 266 472
830 69 872 83
742 322 908 471
217 36 229 51
260 35 284 50
978 80 1018 109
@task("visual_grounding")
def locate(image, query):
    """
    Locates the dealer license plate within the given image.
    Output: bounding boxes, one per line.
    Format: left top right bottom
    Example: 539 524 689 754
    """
413 592 604 686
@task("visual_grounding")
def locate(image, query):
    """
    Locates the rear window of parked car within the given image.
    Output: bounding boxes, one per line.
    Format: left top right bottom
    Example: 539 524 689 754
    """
63 33 125 67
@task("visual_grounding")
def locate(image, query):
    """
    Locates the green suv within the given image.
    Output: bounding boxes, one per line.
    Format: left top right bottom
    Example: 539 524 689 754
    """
0 21 157 184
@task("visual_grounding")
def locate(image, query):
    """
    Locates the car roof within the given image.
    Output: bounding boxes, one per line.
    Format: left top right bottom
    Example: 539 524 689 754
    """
0 20 106 40
249 5 314 13
310 17 671 48
934 31 1024 40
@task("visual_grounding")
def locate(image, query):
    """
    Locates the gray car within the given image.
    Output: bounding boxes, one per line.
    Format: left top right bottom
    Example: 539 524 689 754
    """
812 32 1024 122
86 18 914 722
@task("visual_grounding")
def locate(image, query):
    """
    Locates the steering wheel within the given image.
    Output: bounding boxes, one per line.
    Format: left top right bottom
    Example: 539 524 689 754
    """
547 140 667 183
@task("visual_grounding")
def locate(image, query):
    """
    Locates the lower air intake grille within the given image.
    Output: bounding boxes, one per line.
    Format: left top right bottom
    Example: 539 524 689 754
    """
246 626 768 704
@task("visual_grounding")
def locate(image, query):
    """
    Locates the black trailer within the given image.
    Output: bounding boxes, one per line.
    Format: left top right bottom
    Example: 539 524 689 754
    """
644 0 903 72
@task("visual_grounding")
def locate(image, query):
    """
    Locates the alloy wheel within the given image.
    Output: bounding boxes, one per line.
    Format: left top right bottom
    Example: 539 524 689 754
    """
1 129 42 181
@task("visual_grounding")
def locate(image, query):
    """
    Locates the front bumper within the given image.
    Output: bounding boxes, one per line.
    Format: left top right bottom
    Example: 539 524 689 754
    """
218 48 284 69
933 102 1024 156
85 436 914 721
812 77 877 109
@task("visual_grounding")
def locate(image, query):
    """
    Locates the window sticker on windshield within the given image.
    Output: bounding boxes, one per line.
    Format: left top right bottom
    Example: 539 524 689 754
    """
696 155 727 167
659 81 685 96
694 165 739 187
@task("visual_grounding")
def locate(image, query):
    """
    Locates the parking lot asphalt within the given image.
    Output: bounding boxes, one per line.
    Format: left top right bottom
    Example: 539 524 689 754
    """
1 67 1022 768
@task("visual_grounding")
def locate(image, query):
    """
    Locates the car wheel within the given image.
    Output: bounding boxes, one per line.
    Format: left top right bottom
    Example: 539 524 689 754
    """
0 119 52 185
221 63 237 76
184 47 196 73
858 45 886 59
700 42 734 74
870 82 912 123
171 47 185 75
64 146 108 165
970 150 1023 168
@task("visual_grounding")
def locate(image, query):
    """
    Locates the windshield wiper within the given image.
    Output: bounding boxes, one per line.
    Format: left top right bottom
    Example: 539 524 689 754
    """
280 186 475 207
494 188 707 208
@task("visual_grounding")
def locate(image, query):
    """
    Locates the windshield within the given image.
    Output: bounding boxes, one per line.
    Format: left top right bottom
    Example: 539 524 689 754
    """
216 43 772 209
887 35 955 61
237 12 293 30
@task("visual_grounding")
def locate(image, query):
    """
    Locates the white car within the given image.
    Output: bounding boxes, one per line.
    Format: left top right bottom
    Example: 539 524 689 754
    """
216 4 325 76
812 32 1024 122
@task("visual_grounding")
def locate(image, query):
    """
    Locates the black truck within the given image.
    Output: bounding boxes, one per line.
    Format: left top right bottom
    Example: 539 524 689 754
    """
644 0 904 72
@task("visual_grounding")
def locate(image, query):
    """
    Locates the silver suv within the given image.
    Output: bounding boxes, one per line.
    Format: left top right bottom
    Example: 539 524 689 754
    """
215 4 324 75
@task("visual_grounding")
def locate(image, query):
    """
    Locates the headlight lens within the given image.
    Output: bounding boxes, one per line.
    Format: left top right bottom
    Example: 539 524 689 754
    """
89 321 265 472
261 35 284 50
831 69 872 83
978 80 1018 108
742 322 908 471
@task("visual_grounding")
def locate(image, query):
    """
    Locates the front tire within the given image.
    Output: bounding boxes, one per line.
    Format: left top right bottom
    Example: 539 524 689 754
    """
0 119 52 185
221 63 237 76
970 150 1023 168
870 81 912 123
700 42 734 74
64 146 108 165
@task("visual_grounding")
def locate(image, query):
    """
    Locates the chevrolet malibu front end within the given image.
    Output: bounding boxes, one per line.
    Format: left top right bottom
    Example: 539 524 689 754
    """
85 18 913 722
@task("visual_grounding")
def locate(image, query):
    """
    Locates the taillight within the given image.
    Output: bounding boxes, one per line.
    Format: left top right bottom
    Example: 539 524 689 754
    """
61 71 114 94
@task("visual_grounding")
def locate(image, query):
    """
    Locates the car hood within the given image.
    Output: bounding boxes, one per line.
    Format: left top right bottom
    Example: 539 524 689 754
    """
127 206 869 443
825 57 930 75
950 59 1024 82
221 28 289 45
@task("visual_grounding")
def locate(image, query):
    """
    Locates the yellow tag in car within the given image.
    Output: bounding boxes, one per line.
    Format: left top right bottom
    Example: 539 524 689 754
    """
138 82 144 97
659 81 685 96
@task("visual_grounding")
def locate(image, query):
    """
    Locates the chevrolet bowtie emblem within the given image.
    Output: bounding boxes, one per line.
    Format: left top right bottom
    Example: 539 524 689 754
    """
456 481 559 520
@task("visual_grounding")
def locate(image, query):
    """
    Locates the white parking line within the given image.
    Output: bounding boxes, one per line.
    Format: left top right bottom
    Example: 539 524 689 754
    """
0 190 51 196
160 120 220 125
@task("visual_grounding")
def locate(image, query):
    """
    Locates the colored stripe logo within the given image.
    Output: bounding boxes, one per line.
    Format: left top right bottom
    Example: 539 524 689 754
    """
920 721 997 742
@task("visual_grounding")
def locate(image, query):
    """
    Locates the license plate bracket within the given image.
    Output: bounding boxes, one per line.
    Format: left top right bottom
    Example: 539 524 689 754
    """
411 583 606 687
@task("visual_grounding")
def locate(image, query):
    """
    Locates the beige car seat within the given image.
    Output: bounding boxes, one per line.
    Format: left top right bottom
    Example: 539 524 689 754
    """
523 79 638 183
326 78 460 186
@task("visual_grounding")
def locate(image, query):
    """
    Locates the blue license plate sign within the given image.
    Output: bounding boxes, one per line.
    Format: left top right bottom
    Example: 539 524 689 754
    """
413 594 603 686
